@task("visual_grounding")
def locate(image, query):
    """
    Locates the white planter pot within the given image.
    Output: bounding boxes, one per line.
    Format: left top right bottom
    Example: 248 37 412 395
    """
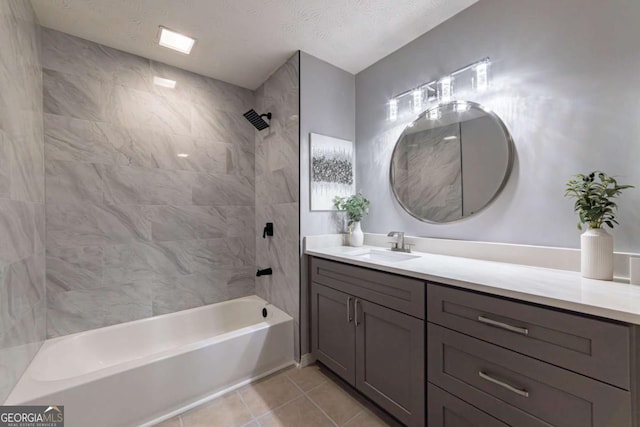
349 221 364 247
581 227 614 280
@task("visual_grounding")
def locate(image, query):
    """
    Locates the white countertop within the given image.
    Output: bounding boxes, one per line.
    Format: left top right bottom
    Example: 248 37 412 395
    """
305 245 640 325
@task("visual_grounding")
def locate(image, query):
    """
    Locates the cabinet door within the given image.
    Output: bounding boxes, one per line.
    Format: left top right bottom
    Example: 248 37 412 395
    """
427 384 509 427
355 299 425 427
311 282 356 385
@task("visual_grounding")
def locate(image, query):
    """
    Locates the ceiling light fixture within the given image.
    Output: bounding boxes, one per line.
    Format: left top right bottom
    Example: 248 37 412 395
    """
158 26 196 54
153 76 177 88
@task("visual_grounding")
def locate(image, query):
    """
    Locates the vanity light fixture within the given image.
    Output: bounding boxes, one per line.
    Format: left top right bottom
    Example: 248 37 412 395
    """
158 26 196 54
387 57 491 121
153 76 177 89
389 99 398 121
412 89 423 114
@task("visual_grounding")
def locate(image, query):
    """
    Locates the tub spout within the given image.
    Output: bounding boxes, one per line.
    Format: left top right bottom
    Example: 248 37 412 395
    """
256 267 273 277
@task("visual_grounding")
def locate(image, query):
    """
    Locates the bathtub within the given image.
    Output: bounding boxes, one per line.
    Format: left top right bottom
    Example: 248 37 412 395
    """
6 295 294 427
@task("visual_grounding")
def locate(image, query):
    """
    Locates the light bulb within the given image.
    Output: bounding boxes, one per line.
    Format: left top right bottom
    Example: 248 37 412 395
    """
412 89 422 114
389 99 398 121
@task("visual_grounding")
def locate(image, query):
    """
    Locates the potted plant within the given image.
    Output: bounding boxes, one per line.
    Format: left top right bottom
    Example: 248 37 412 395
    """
333 193 370 247
565 171 634 280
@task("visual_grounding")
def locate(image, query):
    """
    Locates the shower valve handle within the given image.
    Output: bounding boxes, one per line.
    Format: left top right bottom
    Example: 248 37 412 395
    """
263 222 274 238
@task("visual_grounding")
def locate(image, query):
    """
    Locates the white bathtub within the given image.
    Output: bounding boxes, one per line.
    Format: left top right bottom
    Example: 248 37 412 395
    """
6 295 294 427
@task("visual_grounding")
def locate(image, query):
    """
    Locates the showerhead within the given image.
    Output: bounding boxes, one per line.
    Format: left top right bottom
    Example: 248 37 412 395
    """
243 109 272 131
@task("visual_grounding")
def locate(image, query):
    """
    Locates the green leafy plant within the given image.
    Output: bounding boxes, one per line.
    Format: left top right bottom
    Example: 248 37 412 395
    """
333 193 370 225
564 171 634 230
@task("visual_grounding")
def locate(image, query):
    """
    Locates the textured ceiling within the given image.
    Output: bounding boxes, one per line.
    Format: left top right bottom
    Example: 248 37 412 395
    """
30 0 477 90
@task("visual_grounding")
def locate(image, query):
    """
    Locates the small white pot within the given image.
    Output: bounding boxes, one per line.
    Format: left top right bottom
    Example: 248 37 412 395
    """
581 227 614 280
349 221 364 247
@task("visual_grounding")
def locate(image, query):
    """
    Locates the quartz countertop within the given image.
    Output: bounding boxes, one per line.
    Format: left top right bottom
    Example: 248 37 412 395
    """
305 245 640 325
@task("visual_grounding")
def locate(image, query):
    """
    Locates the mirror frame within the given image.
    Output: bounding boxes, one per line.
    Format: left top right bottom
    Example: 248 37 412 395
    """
389 100 515 224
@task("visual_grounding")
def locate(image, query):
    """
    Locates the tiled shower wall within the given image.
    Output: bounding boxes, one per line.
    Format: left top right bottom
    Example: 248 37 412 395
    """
255 53 301 357
0 1 45 403
42 29 257 337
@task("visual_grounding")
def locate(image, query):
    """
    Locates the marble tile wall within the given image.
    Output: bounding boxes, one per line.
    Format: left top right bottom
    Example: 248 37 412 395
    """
0 1 46 403
42 29 257 338
254 53 301 358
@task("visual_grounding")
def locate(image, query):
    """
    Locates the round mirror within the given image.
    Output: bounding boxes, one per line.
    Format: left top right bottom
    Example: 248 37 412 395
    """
390 101 514 223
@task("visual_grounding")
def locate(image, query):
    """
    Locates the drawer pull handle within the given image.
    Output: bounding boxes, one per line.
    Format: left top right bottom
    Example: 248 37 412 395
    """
479 371 529 398
355 299 360 326
347 297 353 322
478 315 529 335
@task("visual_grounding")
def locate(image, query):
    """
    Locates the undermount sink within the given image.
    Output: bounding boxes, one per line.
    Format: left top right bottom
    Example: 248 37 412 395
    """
349 249 421 263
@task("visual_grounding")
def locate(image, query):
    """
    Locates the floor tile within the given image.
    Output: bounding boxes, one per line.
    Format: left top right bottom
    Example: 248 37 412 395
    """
238 372 303 417
307 380 363 426
153 416 182 427
307 381 364 426
181 392 252 427
257 396 334 427
285 364 327 392
343 410 390 427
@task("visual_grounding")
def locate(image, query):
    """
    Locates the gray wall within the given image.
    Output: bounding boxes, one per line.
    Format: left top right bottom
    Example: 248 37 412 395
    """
461 116 510 216
355 0 640 251
254 53 301 358
299 52 355 356
42 29 257 337
0 1 45 403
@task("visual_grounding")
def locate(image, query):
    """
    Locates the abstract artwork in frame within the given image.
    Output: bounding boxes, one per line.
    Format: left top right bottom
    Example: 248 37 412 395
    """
310 133 355 211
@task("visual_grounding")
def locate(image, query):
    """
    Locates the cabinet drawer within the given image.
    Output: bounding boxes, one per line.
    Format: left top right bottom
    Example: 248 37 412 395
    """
427 283 631 389
428 323 631 427
311 257 425 318
427 384 509 427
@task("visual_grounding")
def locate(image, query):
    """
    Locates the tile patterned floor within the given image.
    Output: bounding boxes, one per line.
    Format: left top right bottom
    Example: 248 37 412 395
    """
153 365 393 427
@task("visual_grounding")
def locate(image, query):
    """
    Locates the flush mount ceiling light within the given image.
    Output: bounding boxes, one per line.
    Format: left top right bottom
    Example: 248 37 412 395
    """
153 76 177 88
158 26 196 54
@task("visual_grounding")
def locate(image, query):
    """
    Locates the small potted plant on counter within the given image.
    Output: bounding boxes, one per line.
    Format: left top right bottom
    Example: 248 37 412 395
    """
565 171 634 280
333 193 370 247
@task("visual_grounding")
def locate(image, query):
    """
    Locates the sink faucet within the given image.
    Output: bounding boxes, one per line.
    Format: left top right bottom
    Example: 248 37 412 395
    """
387 231 411 253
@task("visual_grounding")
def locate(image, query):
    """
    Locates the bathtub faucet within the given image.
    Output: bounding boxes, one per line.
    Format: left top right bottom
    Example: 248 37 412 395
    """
256 267 273 277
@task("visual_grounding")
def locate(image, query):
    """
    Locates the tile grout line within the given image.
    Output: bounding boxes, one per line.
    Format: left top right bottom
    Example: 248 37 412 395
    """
246 373 309 424
254 395 309 426
298 373 366 427
340 411 363 427
236 389 259 423
284 374 341 427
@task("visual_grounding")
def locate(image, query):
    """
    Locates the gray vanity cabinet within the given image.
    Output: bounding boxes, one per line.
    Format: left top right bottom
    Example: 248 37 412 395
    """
427 283 635 427
310 282 356 384
355 298 424 426
310 257 425 427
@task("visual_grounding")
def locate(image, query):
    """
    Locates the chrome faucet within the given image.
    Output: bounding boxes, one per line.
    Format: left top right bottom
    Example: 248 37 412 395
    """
387 231 411 253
